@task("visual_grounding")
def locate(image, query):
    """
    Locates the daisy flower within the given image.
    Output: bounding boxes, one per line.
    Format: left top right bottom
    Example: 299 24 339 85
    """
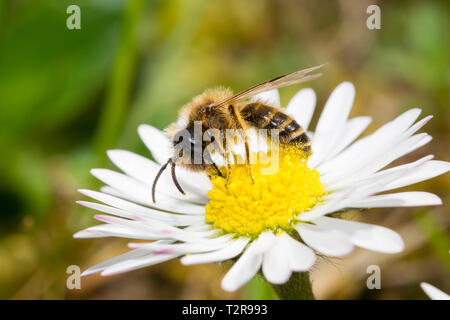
75 82 449 293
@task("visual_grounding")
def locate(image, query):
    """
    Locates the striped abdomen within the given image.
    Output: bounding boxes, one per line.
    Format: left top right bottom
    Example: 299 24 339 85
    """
240 102 311 153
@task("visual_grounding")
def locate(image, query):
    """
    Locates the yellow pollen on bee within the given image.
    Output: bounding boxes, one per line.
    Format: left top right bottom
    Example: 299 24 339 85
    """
205 147 324 237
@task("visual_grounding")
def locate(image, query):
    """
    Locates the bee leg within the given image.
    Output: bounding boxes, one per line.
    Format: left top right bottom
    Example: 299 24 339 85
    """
228 104 254 184
244 139 254 184
219 129 232 187
212 162 224 178
225 151 233 187
206 131 228 180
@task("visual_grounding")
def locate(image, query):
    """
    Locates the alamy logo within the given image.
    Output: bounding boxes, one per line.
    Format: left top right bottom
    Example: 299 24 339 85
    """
366 265 381 289
66 5 81 30
366 5 381 30
66 265 81 289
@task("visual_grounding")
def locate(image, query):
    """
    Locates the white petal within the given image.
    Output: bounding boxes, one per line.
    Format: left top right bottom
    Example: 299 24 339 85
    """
262 235 291 284
295 223 354 257
77 200 169 225
299 200 345 221
251 89 280 107
92 214 213 243
184 223 212 232
285 88 316 130
421 282 450 300
99 185 128 199
74 224 162 240
181 238 250 265
350 192 442 208
262 245 292 284
326 154 434 192
357 133 433 181
221 245 263 292
101 253 179 276
309 83 355 168
314 82 355 136
138 124 172 164
403 115 433 138
78 189 203 226
107 149 158 184
107 150 209 203
306 163 418 221
262 232 316 284
128 237 232 254
313 216 404 254
250 231 278 254
318 108 422 175
221 232 276 292
99 184 179 212
92 213 169 233
280 233 316 271
81 248 152 276
90 168 205 214
380 160 450 192
323 132 432 187
324 116 372 161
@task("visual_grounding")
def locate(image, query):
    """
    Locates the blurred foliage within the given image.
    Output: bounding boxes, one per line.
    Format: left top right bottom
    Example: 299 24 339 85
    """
0 0 448 299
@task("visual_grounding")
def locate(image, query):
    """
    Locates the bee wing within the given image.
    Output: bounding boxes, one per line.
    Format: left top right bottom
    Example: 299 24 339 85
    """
214 64 324 108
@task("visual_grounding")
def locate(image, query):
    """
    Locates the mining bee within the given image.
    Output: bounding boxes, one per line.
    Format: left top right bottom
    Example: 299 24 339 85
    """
152 64 323 202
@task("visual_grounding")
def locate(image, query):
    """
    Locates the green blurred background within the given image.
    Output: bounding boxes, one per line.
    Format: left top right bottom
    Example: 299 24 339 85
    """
0 0 448 299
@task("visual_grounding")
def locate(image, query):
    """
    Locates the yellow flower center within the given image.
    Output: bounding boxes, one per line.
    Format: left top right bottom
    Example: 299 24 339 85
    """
205 147 324 237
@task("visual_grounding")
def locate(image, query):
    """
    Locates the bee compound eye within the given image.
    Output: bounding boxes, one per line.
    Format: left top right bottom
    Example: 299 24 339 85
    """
173 135 183 145
205 104 215 115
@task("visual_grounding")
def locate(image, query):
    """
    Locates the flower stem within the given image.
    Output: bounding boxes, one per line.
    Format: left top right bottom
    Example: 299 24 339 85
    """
270 272 315 300
94 0 144 163
120 0 209 149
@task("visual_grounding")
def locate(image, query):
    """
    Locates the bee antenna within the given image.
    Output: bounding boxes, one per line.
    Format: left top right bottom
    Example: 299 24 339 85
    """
151 158 186 203
151 159 171 203
170 159 186 196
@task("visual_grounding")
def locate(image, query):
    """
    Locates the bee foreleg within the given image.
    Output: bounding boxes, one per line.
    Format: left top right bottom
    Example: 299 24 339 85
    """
228 104 254 184
225 151 233 187
223 133 233 187
211 162 224 178
244 139 255 184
